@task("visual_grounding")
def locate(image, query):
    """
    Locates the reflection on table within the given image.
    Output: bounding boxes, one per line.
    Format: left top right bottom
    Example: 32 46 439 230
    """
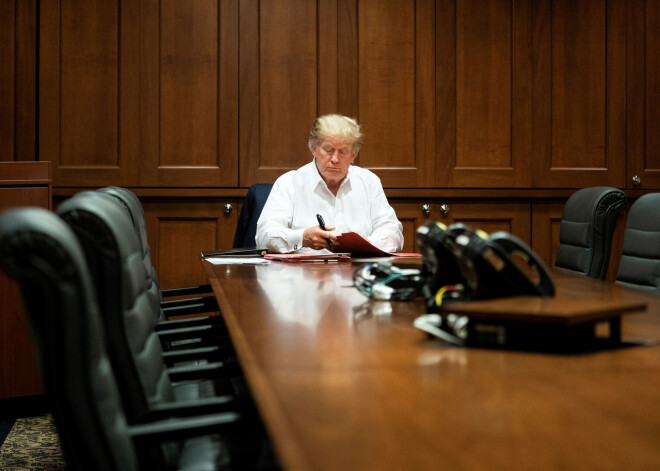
203 259 660 471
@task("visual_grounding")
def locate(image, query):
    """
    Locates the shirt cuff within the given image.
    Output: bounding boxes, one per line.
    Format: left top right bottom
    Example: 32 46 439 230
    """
290 229 305 252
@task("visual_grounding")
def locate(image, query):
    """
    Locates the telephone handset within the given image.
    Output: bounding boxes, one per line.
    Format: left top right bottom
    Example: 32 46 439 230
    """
454 229 555 301
487 232 555 296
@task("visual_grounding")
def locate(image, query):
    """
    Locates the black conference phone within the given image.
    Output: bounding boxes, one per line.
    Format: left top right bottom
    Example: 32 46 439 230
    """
414 221 557 348
353 221 554 306
415 221 555 308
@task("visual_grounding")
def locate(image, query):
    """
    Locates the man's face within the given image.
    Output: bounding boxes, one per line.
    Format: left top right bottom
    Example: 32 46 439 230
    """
313 138 355 187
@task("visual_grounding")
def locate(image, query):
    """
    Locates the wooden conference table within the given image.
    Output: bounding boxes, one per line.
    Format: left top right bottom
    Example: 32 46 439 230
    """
202 257 660 470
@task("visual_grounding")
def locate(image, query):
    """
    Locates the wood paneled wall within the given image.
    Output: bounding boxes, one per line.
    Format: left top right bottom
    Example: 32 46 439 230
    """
0 0 655 189
3 0 648 190
0 0 37 162
141 198 238 289
1 0 659 285
0 162 51 399
628 0 660 188
533 0 626 187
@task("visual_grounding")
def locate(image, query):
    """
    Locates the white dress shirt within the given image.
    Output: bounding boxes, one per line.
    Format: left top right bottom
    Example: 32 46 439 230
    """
256 160 404 253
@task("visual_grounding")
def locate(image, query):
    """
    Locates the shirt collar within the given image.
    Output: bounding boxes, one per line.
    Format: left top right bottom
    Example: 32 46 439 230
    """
309 158 353 194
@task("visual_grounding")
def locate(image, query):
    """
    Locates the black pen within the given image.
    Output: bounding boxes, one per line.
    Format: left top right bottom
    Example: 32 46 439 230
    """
316 213 333 248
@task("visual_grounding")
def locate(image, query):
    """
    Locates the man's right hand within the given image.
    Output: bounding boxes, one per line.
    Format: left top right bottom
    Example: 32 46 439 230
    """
302 225 339 250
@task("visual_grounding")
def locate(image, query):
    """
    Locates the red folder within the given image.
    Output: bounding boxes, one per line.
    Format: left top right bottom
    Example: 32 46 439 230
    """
334 232 420 258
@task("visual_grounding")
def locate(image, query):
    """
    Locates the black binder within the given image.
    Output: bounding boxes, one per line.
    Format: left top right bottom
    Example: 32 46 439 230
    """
201 246 267 258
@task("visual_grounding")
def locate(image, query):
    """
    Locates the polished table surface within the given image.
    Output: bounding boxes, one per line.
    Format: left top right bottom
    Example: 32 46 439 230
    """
203 259 660 470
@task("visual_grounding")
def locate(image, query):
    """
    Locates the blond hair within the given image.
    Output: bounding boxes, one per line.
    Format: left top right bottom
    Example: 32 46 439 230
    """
308 114 363 155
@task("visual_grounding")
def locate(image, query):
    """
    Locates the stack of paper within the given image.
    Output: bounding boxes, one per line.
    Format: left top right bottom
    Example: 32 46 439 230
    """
264 253 351 263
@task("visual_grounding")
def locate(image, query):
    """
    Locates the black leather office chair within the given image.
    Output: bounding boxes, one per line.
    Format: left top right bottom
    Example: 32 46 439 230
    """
95 187 229 352
57 192 243 415
233 183 273 248
0 208 240 470
554 187 626 280
616 193 660 293
96 186 219 318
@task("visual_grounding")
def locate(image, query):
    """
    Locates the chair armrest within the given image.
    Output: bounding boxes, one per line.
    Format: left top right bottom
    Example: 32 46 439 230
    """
167 360 242 382
161 299 219 318
161 284 213 298
129 411 243 444
161 345 235 366
161 295 219 310
156 324 220 343
141 395 238 422
155 315 225 332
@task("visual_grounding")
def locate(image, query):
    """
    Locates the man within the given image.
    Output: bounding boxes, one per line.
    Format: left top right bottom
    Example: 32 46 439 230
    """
256 114 403 253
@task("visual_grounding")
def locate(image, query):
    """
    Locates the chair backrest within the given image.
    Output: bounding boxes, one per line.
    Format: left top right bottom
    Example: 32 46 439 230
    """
57 192 176 421
233 183 273 248
615 193 660 293
554 186 626 280
96 186 164 318
0 208 139 471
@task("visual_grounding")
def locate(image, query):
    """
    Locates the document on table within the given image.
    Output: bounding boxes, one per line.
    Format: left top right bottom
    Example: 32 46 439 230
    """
264 253 351 263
